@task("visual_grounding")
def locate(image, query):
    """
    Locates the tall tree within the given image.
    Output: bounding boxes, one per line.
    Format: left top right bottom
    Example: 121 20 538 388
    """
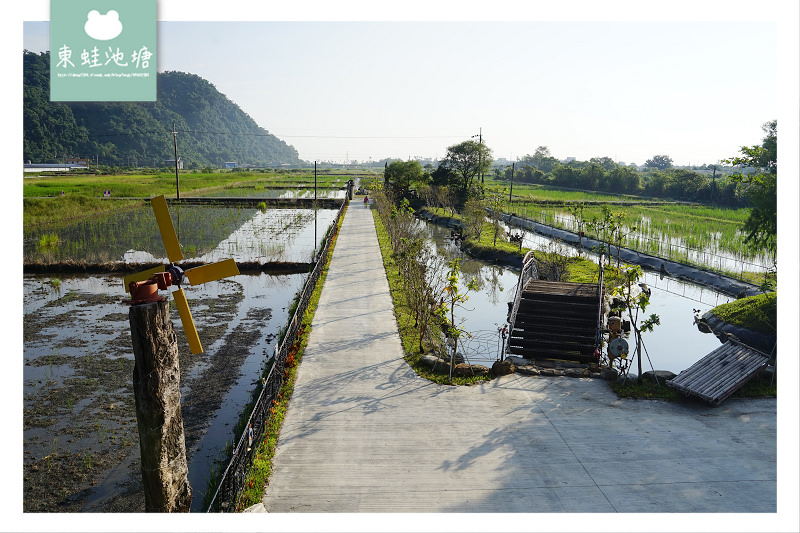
589 156 617 171
724 120 777 256
441 140 493 195
520 146 559 173
645 154 673 169
385 160 426 198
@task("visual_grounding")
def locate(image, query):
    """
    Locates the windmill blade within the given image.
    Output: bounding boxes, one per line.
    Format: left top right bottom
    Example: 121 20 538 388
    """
123 264 165 293
151 195 184 263
173 287 203 354
185 258 240 286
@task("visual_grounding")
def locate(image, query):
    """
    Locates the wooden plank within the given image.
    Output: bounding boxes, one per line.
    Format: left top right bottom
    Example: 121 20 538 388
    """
508 330 597 343
666 340 769 406
523 280 599 298
514 310 597 325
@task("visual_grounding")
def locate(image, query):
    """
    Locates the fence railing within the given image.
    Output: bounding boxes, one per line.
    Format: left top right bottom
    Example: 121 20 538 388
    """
504 250 538 359
205 194 348 512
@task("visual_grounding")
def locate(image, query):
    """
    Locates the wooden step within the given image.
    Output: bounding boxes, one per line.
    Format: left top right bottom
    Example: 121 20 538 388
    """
514 313 597 329
509 336 595 353
509 329 597 344
518 299 597 310
522 280 599 299
507 345 598 363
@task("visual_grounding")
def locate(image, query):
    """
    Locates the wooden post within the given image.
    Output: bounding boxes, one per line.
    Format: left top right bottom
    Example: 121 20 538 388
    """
129 300 192 512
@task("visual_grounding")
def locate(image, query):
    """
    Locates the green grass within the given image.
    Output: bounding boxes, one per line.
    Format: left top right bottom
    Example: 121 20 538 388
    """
372 205 490 386
710 292 776 335
23 195 144 228
611 373 776 401
24 169 355 200
37 233 61 248
486 181 627 203
22 170 359 199
420 206 602 284
22 170 368 228
611 379 686 400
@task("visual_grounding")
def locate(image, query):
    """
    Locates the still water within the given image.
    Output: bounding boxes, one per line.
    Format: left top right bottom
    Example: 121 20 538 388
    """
421 221 732 374
22 202 338 511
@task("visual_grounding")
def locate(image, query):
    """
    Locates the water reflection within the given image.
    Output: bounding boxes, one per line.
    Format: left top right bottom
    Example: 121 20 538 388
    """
22 271 307 512
24 206 338 264
419 220 732 374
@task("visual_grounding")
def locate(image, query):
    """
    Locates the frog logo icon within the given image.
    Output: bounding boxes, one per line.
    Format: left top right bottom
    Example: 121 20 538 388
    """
84 9 123 41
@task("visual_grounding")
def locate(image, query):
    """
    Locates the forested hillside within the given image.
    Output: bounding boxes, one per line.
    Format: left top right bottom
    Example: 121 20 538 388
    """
23 51 301 167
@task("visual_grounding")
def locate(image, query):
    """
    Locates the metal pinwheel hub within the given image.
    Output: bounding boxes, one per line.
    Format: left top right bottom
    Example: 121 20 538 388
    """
128 264 186 303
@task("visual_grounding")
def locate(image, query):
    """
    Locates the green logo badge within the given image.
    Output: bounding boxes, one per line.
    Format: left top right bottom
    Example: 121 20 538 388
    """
50 0 156 101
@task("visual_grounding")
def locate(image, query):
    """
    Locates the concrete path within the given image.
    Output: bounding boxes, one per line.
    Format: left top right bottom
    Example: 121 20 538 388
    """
260 200 777 515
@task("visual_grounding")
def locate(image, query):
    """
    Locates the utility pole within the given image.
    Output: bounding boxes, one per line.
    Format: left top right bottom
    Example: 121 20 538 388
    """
509 162 515 203
472 127 484 186
172 123 180 200
479 127 483 186
711 164 717 205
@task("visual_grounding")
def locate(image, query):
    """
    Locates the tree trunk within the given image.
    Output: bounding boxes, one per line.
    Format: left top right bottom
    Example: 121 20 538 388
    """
129 300 192 512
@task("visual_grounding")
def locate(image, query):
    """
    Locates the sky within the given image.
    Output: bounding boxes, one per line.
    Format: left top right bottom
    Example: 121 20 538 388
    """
17 3 792 167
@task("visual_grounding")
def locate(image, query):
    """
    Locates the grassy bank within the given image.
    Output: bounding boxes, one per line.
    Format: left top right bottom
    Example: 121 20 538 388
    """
22 170 360 198
22 170 367 227
710 292 777 336
371 205 490 385
23 195 145 227
612 372 776 401
420 206 601 284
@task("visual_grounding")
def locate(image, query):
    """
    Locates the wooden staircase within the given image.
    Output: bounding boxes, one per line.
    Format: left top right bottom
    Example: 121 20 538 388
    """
507 280 600 363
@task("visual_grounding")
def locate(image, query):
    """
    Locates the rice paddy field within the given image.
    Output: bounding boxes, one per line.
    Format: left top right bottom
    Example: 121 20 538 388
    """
21 171 353 512
482 182 773 281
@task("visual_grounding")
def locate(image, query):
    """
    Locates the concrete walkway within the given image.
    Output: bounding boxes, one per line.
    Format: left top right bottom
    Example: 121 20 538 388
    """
260 200 777 515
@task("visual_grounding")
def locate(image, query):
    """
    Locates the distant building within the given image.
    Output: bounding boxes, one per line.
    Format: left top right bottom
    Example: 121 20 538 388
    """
24 162 86 173
222 161 238 169
165 157 184 169
66 158 91 168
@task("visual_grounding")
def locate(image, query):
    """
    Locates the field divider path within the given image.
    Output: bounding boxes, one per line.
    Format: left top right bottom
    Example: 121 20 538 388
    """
258 200 777 515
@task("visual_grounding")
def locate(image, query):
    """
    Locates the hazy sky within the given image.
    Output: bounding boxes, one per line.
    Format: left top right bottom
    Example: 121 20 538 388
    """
18 3 789 166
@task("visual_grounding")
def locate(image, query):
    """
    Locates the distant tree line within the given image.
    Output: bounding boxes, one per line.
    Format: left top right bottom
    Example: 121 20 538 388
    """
383 140 752 208
490 146 744 206
382 121 777 259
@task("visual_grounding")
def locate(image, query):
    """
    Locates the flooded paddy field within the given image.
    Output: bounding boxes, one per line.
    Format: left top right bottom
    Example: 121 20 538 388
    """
22 203 339 512
24 204 339 265
507 203 773 276
206 184 349 200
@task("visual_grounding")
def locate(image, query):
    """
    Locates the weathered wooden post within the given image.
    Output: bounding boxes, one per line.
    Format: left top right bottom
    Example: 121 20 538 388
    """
129 299 192 512
123 196 240 511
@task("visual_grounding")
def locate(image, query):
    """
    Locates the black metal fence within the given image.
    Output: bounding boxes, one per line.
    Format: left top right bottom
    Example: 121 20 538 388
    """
206 193 349 512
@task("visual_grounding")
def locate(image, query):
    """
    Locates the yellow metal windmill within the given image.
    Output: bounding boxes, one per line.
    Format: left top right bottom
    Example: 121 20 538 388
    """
124 195 240 354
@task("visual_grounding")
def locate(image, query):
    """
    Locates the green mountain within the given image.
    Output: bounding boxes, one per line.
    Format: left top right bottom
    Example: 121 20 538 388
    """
23 51 301 167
